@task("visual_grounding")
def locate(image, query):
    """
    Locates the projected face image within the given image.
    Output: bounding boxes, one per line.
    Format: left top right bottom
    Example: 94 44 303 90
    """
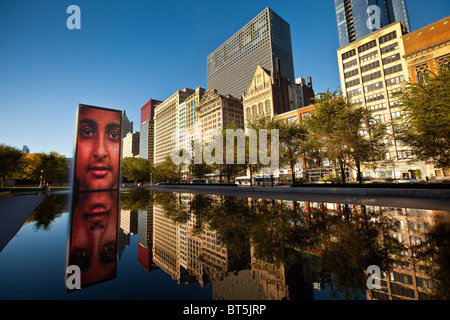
75 106 121 191
68 191 118 288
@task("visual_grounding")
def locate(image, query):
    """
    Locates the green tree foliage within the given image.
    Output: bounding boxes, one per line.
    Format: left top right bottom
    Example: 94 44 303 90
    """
39 152 68 184
122 157 152 185
154 155 179 183
396 66 450 169
0 144 23 187
309 90 388 183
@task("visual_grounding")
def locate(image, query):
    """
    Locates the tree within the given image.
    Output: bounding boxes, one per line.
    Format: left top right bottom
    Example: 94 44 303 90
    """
122 157 152 185
278 120 311 185
39 152 68 185
246 115 280 186
0 144 23 187
154 156 179 183
309 90 388 184
396 66 450 169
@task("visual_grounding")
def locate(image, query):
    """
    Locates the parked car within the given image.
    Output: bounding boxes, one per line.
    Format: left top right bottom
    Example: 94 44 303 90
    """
394 178 418 184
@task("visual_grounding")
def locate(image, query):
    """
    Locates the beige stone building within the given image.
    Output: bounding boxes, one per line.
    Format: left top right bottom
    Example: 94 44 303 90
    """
243 63 294 129
153 88 195 164
197 89 244 145
337 21 424 180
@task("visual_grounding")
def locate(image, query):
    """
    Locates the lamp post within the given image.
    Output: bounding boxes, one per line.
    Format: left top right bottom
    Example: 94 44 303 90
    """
39 170 43 188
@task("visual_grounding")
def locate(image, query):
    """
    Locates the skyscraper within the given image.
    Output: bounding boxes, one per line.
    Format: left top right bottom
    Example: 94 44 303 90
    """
334 0 411 47
207 7 295 99
139 98 161 162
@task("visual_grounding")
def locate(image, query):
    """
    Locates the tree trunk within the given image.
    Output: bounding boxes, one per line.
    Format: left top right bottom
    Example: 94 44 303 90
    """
339 158 346 184
291 161 296 185
356 159 363 184
249 164 253 187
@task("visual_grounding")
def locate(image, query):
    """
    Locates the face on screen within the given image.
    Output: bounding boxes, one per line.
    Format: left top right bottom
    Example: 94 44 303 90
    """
68 191 118 288
75 106 121 191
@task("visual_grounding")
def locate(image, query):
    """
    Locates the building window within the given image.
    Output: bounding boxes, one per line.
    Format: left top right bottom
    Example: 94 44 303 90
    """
436 54 450 68
358 40 377 54
386 75 404 87
379 31 397 45
346 78 360 88
265 100 271 114
415 63 429 83
362 70 382 83
342 49 356 60
258 102 264 114
384 64 403 76
246 107 251 118
252 105 257 116
380 42 399 55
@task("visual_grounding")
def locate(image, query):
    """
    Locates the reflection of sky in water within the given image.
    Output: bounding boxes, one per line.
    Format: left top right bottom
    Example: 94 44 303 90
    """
0 191 448 300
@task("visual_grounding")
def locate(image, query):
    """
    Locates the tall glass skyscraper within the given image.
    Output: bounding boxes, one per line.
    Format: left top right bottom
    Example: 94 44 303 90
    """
335 0 410 47
207 7 295 99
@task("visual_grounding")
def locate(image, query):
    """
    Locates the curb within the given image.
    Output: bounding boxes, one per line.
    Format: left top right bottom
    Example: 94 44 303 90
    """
149 185 450 199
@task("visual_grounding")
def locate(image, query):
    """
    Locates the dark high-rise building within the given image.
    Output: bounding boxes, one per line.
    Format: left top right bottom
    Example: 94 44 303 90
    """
121 110 133 139
139 98 161 162
334 0 410 47
141 98 162 124
207 7 295 99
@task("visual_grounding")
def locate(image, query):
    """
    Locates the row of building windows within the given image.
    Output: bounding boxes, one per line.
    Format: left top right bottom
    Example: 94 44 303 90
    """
343 58 357 69
382 53 401 65
362 70 382 83
380 42 399 55
342 31 399 63
245 100 271 118
379 31 397 45
346 78 360 88
368 102 387 112
361 60 380 73
344 68 359 79
366 92 385 103
364 81 383 93
384 64 403 75
386 75 404 86
358 39 377 53
360 50 379 63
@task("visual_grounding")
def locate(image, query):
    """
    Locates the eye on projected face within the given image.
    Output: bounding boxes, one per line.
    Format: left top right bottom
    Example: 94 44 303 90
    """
75 105 121 191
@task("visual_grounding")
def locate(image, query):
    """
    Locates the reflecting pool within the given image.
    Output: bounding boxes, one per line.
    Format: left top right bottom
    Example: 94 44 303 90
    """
0 189 449 300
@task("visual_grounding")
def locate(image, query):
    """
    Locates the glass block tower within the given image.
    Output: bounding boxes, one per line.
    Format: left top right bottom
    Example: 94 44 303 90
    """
334 0 411 47
207 7 295 99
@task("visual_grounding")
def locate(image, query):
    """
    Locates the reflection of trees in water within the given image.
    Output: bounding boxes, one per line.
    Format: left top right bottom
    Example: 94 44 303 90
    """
120 189 153 211
25 194 68 231
418 214 450 300
147 190 449 300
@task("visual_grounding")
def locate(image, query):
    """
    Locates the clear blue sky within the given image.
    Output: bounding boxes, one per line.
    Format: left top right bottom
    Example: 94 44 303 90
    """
1 0 449 157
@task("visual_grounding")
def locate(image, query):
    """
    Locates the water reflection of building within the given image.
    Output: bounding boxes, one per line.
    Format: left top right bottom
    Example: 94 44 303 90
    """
366 207 437 300
120 209 138 235
152 204 182 281
283 200 442 300
250 246 314 300
137 205 158 272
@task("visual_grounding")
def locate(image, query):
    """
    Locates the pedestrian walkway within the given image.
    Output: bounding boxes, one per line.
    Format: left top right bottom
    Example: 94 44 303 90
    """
0 195 46 252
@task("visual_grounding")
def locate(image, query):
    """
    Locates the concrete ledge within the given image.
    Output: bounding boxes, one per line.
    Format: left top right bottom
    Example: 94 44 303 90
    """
0 195 46 252
149 184 450 199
